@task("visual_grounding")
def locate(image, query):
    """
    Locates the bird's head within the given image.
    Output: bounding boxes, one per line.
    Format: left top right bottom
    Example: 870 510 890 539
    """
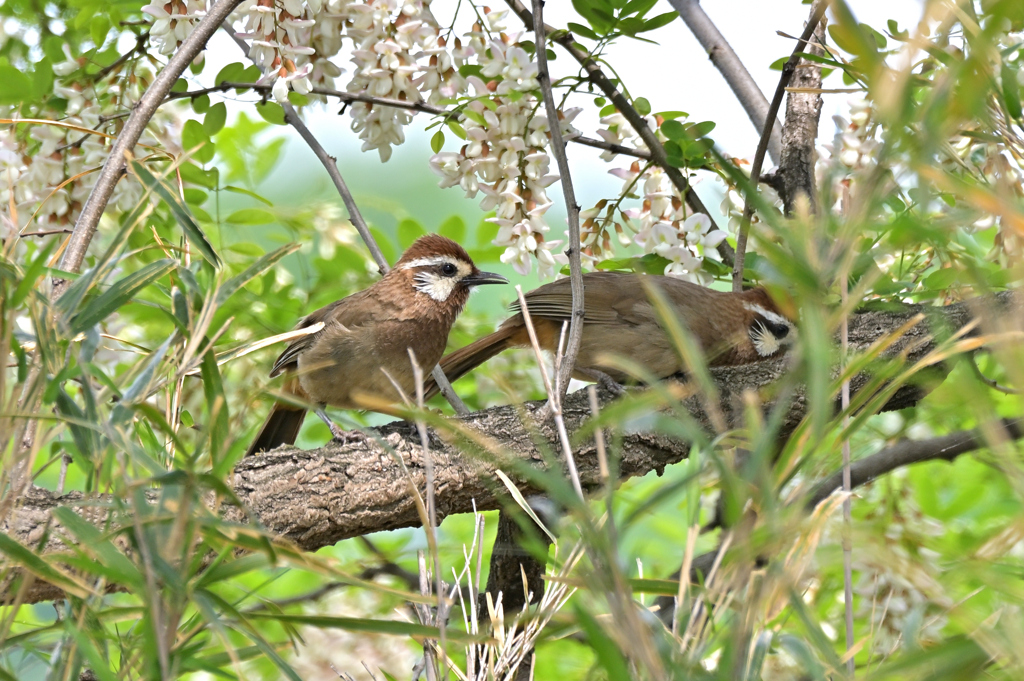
395 234 507 311
741 289 797 358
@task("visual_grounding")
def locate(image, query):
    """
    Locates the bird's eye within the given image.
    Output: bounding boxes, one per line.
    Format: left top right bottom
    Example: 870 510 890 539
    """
441 262 458 276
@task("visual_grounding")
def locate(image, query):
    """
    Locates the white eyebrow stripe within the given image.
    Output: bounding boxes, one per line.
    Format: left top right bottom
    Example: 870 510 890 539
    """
743 302 790 327
401 256 456 269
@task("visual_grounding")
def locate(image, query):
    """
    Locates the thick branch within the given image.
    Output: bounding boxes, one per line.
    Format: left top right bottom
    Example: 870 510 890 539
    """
668 0 781 165
4 293 1015 604
732 0 827 291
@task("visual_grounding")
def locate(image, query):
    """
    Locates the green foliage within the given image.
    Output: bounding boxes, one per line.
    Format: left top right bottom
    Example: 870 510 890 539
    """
1 0 1024 679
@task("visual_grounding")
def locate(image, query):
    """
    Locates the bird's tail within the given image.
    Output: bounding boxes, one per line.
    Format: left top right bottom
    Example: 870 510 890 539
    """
424 324 524 400
245 378 307 457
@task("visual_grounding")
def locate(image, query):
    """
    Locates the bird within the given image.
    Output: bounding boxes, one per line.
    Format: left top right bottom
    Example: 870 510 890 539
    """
246 234 508 457
422 271 795 399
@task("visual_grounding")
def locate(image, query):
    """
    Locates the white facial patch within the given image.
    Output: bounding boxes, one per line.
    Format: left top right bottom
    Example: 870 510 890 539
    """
407 257 473 302
742 302 792 328
401 256 454 270
743 302 795 357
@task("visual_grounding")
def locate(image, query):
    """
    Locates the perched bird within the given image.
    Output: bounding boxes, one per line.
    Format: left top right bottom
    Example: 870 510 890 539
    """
423 271 795 398
246 234 507 456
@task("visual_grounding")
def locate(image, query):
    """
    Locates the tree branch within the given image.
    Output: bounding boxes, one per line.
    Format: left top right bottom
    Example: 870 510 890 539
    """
531 0 585 402
503 0 734 266
4 292 1015 605
667 0 782 165
731 0 827 291
655 414 1024 624
60 0 245 297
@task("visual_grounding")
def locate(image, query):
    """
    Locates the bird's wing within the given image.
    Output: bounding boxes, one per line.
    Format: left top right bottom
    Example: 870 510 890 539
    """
269 289 383 377
509 272 627 325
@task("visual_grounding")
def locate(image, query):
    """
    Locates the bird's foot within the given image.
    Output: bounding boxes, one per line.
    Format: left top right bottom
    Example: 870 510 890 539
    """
577 368 628 397
315 408 367 446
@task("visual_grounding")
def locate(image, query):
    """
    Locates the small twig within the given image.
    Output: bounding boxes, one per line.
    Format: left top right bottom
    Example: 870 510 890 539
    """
514 286 585 502
968 354 1020 394
840 270 855 674
731 0 827 291
409 348 448 680
532 0 584 402
504 0 734 266
92 31 150 82
668 0 781 164
18 229 73 237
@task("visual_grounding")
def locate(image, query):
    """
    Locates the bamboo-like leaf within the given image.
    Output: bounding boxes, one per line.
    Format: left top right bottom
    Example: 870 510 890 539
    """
215 242 299 306
0 532 93 598
55 200 155 320
129 158 221 267
51 507 145 589
495 469 558 544
109 334 175 428
67 258 175 335
11 239 57 307
245 613 488 644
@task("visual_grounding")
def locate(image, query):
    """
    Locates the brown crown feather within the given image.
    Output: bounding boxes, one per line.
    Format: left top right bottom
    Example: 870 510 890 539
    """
395 234 476 269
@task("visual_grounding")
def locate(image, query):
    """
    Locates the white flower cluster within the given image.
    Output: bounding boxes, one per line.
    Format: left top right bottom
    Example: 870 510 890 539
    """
1 48 179 235
142 0 209 59
581 116 729 282
611 165 725 282
428 17 582 278
827 98 876 171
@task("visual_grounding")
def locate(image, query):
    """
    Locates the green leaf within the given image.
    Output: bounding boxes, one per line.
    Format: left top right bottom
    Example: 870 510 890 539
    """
215 62 246 84
183 188 208 205
52 507 145 588
225 208 276 224
223 185 273 205
634 97 651 116
216 243 300 306
12 240 57 307
397 218 426 248
182 118 214 164
31 59 54 99
0 65 33 105
90 15 110 46
660 119 686 140
430 129 445 153
567 22 599 40
255 101 287 125
129 159 221 266
179 162 219 189
203 344 231 475
641 11 677 32
574 604 631 678
438 215 466 242
622 0 658 18
0 532 91 598
204 101 228 135
68 259 176 335
690 120 716 137
924 267 959 290
110 334 174 427
192 94 210 113
1002 63 1022 120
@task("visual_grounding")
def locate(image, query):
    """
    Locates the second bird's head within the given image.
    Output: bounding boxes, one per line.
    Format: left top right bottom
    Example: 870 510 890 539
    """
393 234 508 313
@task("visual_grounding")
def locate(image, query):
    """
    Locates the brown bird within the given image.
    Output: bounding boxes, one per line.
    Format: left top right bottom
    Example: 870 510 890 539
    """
246 234 507 456
423 271 795 398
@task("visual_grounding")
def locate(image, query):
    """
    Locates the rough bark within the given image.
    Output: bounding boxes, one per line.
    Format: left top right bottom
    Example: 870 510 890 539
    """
775 14 827 214
2 292 1018 604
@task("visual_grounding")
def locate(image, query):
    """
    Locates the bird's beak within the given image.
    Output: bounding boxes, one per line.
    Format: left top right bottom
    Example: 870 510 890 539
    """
464 271 509 287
